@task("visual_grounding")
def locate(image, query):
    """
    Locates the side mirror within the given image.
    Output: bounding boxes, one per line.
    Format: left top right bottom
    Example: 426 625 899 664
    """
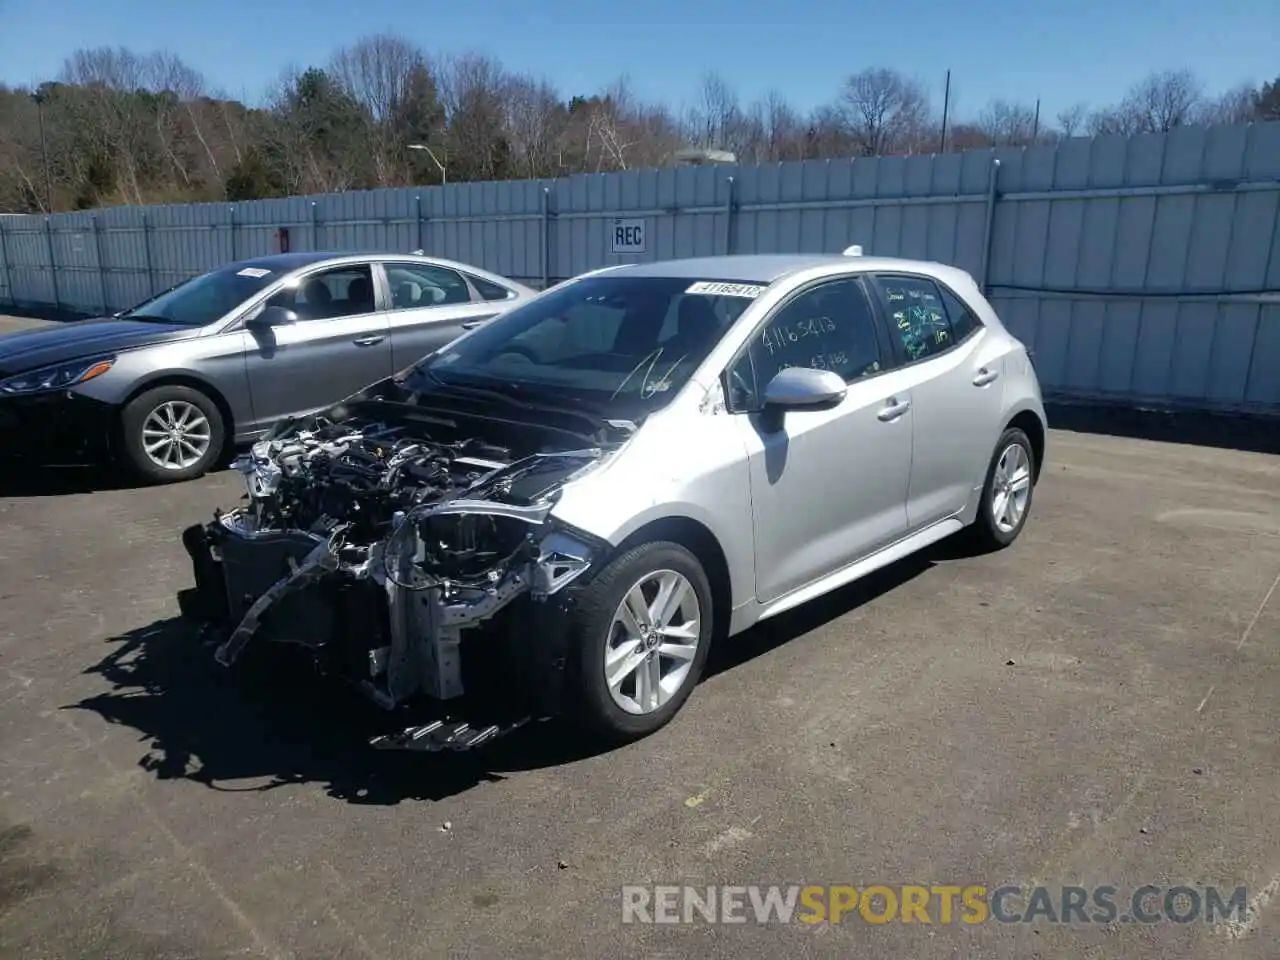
246 305 298 330
762 367 847 410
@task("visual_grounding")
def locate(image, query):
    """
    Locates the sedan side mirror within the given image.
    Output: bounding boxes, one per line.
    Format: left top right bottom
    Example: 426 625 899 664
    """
762 367 847 410
246 305 298 331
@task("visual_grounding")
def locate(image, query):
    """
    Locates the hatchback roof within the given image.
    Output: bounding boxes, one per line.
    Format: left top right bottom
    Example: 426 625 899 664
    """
604 253 962 285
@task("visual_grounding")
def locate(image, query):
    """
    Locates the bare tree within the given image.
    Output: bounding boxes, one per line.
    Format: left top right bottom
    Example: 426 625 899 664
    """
330 35 436 186
1056 102 1088 137
59 47 155 203
976 99 1038 146
1197 83 1260 126
684 72 742 151
836 68 931 156
439 52 512 181
502 74 566 177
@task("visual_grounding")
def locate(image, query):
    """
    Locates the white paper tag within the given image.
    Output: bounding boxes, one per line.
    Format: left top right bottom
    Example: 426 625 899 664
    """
685 281 765 299
237 267 273 278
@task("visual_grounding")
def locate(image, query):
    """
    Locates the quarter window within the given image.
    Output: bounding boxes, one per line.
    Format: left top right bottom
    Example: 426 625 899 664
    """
467 273 515 302
872 275 956 362
725 278 883 411
266 265 376 321
384 263 472 309
940 287 983 342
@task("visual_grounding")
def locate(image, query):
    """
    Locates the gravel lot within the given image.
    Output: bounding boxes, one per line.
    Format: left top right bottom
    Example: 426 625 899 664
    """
1 416 1278 958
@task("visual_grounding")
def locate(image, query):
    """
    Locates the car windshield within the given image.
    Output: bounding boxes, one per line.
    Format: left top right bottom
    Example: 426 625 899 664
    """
413 274 762 419
119 263 284 326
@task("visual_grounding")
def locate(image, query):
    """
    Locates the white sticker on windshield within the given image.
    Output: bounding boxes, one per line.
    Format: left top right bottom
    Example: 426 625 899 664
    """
236 267 272 278
685 281 765 299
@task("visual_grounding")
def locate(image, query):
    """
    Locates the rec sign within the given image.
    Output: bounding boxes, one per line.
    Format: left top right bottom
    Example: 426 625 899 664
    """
610 218 646 254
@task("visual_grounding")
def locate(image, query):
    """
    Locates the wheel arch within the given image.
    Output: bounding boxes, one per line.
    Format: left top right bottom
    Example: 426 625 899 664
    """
1005 408 1045 482
612 515 733 641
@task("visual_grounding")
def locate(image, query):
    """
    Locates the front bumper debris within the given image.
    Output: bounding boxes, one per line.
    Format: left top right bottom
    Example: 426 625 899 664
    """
176 409 611 750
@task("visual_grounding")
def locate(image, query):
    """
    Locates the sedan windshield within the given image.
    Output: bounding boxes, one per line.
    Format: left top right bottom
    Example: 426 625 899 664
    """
120 262 284 326
415 275 762 419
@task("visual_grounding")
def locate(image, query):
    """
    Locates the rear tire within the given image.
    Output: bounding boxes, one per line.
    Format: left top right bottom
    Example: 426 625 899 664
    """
119 385 225 484
966 427 1036 551
565 541 714 743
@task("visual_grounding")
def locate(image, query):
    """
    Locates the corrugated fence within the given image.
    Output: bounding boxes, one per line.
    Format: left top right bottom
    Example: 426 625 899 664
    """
1 121 1278 415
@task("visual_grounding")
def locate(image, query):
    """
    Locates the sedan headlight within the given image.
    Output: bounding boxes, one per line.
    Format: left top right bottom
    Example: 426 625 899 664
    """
0 356 116 396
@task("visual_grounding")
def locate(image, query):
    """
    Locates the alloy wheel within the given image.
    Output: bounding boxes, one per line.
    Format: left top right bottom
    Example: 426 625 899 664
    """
991 441 1032 533
604 569 702 715
141 400 212 471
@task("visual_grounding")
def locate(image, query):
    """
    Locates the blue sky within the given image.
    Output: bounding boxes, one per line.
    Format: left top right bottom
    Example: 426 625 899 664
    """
1 0 1275 122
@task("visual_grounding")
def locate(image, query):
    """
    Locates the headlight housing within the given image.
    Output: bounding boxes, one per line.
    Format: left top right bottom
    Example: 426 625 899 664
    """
0 356 116 396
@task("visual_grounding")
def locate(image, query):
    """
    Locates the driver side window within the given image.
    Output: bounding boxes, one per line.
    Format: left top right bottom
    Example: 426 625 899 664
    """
725 278 883 411
266 265 375 321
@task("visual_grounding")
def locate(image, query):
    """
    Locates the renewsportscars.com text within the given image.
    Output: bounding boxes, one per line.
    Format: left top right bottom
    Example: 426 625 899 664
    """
621 884 1249 925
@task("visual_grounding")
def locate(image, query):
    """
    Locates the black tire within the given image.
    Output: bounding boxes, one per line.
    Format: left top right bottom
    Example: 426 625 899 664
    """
966 426 1036 551
118 384 226 484
565 541 714 743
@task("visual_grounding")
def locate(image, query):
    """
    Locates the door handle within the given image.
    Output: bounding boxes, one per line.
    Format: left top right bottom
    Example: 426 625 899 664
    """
877 398 911 422
353 334 385 346
461 319 486 329
972 368 1000 387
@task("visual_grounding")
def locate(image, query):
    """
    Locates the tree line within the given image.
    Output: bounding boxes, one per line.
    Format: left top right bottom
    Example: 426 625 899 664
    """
0 34 1276 214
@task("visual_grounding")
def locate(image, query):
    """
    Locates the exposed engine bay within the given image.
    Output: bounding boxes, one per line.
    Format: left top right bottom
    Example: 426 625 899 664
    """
178 382 626 750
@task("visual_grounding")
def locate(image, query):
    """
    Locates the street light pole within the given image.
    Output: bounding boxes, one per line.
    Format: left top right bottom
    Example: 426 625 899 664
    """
31 90 53 213
407 143 447 186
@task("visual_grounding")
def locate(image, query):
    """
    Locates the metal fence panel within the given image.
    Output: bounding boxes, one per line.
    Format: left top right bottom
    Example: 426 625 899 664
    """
1 122 1277 414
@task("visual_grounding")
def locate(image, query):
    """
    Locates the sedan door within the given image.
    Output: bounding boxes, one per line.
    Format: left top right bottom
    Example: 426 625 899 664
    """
375 261 504 371
724 277 913 604
866 273 1008 531
241 263 393 430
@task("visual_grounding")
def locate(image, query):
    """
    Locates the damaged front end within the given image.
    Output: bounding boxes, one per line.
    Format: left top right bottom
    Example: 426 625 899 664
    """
178 389 617 750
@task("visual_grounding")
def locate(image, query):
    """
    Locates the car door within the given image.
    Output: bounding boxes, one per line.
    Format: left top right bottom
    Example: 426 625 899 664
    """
866 273 1006 531
376 261 504 371
724 276 914 604
242 262 393 429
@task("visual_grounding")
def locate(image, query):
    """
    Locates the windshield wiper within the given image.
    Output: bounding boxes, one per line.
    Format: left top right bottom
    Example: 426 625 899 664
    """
420 369 609 425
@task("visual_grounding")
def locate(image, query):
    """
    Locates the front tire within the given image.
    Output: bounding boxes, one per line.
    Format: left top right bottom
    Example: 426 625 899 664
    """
565 541 714 743
119 385 225 484
967 427 1036 551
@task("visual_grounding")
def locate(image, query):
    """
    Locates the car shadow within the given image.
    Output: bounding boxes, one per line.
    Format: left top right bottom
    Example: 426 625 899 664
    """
69 538 968 806
0 461 241 497
0 464 136 497
1044 400 1280 456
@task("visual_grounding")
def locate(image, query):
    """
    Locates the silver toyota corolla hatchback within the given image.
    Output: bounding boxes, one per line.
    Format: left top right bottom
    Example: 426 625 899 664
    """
0 252 536 482
178 250 1047 749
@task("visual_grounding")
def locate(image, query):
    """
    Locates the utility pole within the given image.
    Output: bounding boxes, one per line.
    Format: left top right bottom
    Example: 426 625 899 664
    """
938 70 951 153
1032 98 1041 142
31 90 54 213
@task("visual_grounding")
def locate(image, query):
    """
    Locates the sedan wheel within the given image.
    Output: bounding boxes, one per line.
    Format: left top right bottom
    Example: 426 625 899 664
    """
605 569 702 715
142 400 213 472
119 384 226 484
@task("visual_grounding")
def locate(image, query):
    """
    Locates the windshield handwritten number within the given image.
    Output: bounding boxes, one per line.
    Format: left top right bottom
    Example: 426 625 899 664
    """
611 348 689 401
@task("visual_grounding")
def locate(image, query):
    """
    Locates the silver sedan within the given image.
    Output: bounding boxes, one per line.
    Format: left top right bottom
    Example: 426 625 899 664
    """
0 252 536 482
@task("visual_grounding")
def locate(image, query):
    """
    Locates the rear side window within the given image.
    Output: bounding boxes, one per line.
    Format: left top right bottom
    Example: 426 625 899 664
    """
385 262 471 308
872 275 956 362
467 274 516 301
